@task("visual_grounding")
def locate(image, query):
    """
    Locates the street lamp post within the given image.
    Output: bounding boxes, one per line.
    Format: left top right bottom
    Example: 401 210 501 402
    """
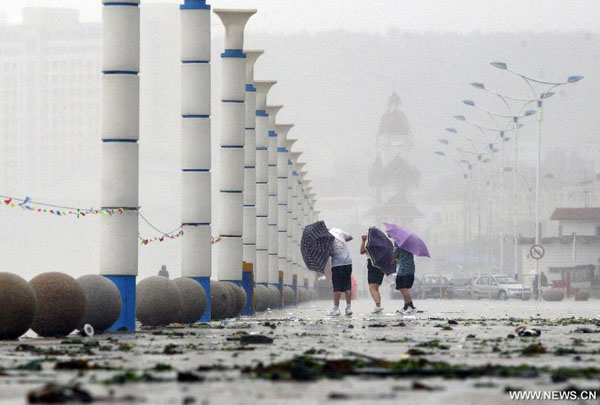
490 62 583 296
464 88 537 282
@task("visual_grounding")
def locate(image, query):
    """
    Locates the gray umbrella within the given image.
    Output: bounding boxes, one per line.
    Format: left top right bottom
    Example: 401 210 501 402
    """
301 221 335 272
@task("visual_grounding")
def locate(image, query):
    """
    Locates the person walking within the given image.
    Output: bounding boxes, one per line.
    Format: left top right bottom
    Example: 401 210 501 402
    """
360 234 384 314
393 241 417 314
328 228 353 316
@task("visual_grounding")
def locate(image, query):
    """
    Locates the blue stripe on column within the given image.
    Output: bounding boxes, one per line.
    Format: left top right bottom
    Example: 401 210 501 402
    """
256 215 268 218
256 110 268 117
243 243 256 246
182 115 210 118
243 204 255 207
222 100 244 103
182 222 210 226
104 2 139 6
101 206 138 210
257 181 267 184
182 169 209 172
182 60 209 64
244 165 255 168
268 164 276 167
268 131 277 137
180 0 210 10
277 147 288 152
220 190 243 193
245 127 256 130
103 71 138 75
277 176 288 179
221 49 246 58
268 194 276 196
256 248 268 251
256 147 267 151
221 234 242 237
222 145 243 148
292 171 298 175
102 139 137 143
246 84 257 92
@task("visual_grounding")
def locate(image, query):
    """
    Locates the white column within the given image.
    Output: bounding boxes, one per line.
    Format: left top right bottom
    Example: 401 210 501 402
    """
214 9 256 282
285 140 298 289
289 152 301 287
253 81 277 285
275 124 294 287
242 50 263 271
180 0 212 280
266 105 283 287
100 0 140 332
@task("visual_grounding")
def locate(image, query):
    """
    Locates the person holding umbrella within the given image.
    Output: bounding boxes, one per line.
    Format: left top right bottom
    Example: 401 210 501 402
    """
393 242 417 314
383 223 430 315
328 228 354 316
360 234 384 314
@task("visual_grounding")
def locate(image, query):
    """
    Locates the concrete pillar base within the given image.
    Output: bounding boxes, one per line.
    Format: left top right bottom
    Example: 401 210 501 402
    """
292 275 298 306
241 262 254 316
192 277 211 322
104 275 136 332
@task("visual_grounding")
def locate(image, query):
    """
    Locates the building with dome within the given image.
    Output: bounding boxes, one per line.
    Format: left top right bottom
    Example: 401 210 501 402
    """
368 92 422 226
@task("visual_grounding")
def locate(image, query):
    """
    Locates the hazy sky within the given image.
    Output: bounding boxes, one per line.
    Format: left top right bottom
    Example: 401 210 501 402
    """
2 0 600 33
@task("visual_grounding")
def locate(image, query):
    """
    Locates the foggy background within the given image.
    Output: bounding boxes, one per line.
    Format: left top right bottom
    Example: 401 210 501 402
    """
0 1 597 288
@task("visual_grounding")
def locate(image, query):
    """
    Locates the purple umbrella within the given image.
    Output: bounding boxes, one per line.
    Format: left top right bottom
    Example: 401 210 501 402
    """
383 222 430 257
366 227 395 276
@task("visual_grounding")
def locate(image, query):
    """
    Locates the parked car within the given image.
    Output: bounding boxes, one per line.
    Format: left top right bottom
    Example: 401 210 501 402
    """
421 275 453 299
450 277 473 299
472 274 531 300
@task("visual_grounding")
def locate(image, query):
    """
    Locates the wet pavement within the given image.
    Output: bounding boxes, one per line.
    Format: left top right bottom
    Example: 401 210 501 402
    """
1 298 600 404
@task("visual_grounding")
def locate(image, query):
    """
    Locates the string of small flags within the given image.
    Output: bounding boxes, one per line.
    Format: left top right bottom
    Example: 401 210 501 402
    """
1 196 122 217
138 228 184 246
1 194 184 246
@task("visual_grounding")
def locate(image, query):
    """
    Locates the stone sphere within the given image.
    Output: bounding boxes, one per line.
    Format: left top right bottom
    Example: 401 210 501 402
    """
267 285 281 309
542 288 564 302
76 275 122 332
233 284 247 316
297 288 306 303
136 276 182 327
30 272 85 337
221 282 238 318
254 284 270 312
210 280 233 320
575 290 590 301
283 287 294 306
0 273 38 340
173 278 207 324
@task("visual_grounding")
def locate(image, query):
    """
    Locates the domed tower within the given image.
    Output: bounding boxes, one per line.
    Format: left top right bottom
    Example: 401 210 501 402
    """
369 92 422 225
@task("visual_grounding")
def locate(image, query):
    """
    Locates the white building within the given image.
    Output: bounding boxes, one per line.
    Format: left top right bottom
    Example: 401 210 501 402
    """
520 207 600 289
0 8 101 196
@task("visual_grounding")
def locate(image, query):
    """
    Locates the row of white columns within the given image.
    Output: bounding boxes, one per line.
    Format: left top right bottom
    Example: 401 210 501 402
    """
100 0 319 329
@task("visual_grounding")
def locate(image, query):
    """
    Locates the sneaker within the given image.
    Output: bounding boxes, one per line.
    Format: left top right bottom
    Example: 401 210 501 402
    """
371 307 384 314
395 308 407 314
345 307 353 316
404 307 417 314
328 308 341 316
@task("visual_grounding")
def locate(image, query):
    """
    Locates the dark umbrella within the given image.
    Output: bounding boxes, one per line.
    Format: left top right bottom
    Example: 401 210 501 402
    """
301 221 335 272
366 226 395 276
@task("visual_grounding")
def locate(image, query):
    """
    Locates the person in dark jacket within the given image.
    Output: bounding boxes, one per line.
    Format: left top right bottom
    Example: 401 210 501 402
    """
393 242 416 314
360 234 384 314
